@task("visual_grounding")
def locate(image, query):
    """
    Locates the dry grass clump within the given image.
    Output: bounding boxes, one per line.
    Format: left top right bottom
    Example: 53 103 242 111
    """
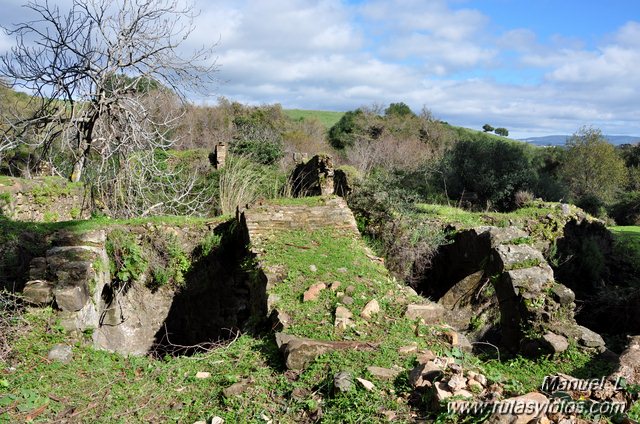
0 291 27 363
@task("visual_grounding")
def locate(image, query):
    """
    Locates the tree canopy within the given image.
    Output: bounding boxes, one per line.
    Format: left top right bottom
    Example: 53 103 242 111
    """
561 126 627 203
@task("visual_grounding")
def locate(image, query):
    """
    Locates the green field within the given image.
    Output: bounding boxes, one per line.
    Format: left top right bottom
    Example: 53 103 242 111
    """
283 109 345 129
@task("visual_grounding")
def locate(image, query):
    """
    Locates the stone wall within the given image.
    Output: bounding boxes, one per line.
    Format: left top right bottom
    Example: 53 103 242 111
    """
241 196 359 246
240 196 359 322
0 177 88 222
22 220 252 356
419 226 606 355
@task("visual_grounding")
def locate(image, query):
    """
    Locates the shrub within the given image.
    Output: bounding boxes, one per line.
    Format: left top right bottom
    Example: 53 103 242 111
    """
576 194 607 219
443 138 539 211
218 155 284 215
609 192 640 225
328 109 365 149
106 229 148 286
514 190 534 208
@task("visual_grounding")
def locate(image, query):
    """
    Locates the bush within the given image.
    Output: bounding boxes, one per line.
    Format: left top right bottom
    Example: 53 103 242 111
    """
514 190 534 208
218 155 285 215
576 194 607 218
347 170 447 283
328 109 365 149
230 138 283 165
106 229 148 286
609 192 640 225
443 138 539 211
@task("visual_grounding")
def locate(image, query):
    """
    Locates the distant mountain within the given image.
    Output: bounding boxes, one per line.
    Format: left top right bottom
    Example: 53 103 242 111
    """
520 135 640 146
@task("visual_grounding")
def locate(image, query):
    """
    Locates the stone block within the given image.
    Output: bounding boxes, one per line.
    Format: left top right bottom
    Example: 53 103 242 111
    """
405 303 446 324
23 280 54 305
54 284 89 311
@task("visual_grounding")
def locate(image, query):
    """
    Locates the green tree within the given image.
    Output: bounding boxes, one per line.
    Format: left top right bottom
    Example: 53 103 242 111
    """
384 102 414 118
482 124 494 132
328 109 365 149
561 126 627 203
443 138 538 210
494 127 509 137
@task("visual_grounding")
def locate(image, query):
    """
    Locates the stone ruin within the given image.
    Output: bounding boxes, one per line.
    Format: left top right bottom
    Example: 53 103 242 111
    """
289 154 353 198
416 225 606 356
209 142 227 170
21 223 254 356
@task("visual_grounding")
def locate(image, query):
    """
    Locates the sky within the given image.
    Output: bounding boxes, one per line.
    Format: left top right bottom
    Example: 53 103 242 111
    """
1 0 639 138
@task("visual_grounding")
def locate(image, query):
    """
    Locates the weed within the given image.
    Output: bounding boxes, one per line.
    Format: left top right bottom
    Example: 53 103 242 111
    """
506 258 542 271
106 229 148 286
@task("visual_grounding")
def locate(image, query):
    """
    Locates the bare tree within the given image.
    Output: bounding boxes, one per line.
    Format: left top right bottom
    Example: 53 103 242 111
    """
0 0 216 215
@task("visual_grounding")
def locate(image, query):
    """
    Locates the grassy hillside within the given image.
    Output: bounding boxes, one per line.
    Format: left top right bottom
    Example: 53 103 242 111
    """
443 122 514 143
284 108 517 143
1 198 628 422
283 109 345 129
611 226 640 275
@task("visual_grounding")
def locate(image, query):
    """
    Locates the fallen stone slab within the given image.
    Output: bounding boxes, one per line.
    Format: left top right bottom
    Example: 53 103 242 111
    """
405 303 446 324
275 332 378 370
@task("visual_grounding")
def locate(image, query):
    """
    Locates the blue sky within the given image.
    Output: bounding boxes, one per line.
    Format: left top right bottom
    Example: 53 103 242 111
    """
1 0 639 138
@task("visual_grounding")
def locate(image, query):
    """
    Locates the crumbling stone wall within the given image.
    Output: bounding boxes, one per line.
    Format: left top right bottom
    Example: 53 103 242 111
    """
289 154 335 197
419 226 606 355
0 177 88 222
240 196 360 320
22 221 251 356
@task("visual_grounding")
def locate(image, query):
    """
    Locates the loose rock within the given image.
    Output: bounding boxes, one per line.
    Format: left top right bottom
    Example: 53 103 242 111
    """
360 299 380 320
366 366 402 380
303 283 326 302
222 379 252 398
334 306 354 330
48 344 73 364
356 377 375 391
334 371 353 394
195 371 210 379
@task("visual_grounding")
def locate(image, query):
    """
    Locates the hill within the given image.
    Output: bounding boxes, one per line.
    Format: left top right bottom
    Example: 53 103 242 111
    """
520 134 640 146
283 109 345 129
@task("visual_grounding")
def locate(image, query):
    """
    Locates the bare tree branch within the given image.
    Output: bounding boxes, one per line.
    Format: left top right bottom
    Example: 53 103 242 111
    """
1 0 218 216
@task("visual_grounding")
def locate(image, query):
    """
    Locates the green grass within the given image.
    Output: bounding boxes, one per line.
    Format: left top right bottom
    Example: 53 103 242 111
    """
610 226 640 277
413 202 575 241
2 301 624 423
284 109 345 129
2 196 633 422
267 196 330 207
443 123 515 143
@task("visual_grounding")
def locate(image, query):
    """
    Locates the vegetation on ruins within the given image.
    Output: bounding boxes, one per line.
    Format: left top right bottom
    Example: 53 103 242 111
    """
1 2 640 422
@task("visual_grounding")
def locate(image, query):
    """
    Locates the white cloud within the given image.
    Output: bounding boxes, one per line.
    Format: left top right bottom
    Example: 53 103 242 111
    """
0 0 639 137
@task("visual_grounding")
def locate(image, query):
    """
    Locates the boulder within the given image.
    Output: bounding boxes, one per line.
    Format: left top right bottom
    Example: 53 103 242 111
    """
303 283 326 302
542 332 569 353
275 333 377 370
493 244 545 271
478 226 529 247
48 344 73 364
360 299 380 320
366 366 402 380
610 336 640 385
577 325 606 350
439 270 484 309
334 371 353 394
550 284 575 306
334 306 354 330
